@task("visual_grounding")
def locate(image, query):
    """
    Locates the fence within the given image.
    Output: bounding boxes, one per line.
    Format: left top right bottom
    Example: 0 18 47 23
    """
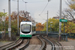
67 33 75 38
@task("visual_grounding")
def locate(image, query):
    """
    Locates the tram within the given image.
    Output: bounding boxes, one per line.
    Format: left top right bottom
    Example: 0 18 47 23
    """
20 21 36 38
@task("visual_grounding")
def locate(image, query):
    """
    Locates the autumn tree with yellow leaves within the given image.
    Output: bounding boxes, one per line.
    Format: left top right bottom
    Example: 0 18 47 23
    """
42 18 75 33
42 18 59 32
61 22 75 33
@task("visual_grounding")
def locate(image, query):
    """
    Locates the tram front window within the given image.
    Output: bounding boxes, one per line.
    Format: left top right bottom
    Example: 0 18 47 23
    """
21 24 31 33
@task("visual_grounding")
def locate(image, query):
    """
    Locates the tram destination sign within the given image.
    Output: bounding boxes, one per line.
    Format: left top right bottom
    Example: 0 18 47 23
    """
59 19 68 22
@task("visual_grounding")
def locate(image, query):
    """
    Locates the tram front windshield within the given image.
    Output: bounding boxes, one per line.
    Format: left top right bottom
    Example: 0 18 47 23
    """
21 24 31 33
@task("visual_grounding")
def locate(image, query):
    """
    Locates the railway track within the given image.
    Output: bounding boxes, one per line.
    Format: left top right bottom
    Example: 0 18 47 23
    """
25 36 46 50
0 36 46 50
0 38 21 50
41 36 55 50
47 37 63 50
19 39 30 50
0 36 63 50
5 39 30 50
6 39 23 50
0 38 30 50
42 36 63 50
37 36 46 50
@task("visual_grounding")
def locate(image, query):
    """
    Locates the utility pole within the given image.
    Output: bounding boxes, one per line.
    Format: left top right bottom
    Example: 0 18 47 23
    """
17 0 19 35
59 0 62 41
46 0 50 36
8 0 11 40
47 11 48 36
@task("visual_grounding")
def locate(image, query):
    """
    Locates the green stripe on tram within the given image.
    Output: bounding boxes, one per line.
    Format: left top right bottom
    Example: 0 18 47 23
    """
20 34 32 37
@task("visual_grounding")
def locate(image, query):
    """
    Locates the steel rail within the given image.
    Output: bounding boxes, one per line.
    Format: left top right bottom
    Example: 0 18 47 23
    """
0 38 20 50
6 39 23 50
57 42 63 50
37 36 46 50
19 39 30 50
0 42 13 48
0 38 20 48
47 37 63 50
41 36 55 50
52 39 63 50
55 42 63 50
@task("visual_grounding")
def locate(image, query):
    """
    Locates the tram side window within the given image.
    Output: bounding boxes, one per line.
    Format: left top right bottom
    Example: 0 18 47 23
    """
32 26 36 32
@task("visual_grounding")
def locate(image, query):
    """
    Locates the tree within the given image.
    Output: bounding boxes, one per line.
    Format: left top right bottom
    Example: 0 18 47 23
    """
62 9 74 20
42 18 75 33
64 0 75 20
65 22 75 33
11 20 17 35
0 12 7 31
67 0 75 10
0 12 7 23
0 12 7 17
58 0 75 21
42 18 59 32
6 11 35 22
36 23 44 31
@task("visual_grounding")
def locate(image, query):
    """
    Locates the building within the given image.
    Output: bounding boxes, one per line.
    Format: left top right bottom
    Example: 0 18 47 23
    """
53 17 59 19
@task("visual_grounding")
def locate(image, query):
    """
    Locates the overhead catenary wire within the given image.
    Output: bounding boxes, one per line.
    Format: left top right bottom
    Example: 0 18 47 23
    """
39 0 51 20
39 2 49 16
39 0 51 16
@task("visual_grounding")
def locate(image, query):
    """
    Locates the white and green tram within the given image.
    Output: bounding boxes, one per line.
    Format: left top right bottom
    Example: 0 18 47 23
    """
20 21 36 38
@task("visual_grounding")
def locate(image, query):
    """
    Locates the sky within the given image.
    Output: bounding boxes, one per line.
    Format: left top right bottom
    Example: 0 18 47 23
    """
0 0 69 23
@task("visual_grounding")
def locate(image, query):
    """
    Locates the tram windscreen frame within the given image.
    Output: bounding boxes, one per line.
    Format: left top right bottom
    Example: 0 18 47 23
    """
21 24 31 33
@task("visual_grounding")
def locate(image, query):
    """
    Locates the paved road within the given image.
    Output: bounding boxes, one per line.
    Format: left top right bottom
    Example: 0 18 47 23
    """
60 38 75 50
